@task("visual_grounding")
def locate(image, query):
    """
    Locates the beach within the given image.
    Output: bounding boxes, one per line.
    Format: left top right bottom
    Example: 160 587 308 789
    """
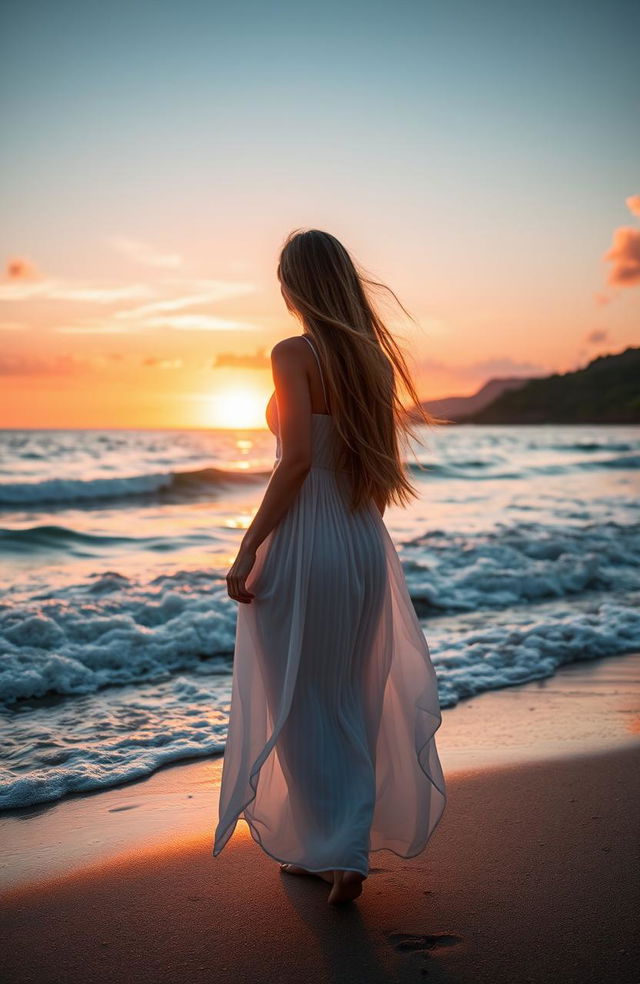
1 424 639 982
2 652 639 984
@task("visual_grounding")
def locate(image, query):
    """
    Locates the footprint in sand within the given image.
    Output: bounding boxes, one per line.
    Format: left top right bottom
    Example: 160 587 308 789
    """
389 932 463 953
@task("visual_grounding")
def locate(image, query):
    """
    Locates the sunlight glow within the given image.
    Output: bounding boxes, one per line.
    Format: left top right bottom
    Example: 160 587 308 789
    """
207 388 267 429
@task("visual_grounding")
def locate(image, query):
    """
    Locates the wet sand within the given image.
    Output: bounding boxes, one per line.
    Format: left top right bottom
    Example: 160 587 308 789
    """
1 654 639 983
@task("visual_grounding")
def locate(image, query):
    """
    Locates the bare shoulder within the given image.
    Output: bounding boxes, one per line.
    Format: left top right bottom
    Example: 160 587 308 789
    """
270 336 309 365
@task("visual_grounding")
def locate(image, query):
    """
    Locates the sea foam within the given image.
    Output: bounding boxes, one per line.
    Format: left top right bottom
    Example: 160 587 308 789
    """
1 592 638 809
1 520 638 706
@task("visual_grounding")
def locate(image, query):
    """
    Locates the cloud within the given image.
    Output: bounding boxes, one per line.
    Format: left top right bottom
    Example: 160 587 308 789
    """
107 236 183 268
0 275 256 308
214 349 271 369
3 259 153 304
6 257 40 280
603 227 640 286
626 195 640 218
0 279 53 300
54 323 133 334
0 264 258 334
142 357 184 369
0 352 128 375
54 310 258 333
585 328 609 345
0 354 82 376
135 314 258 332
0 322 26 332
116 280 257 321
0 277 153 303
600 195 640 291
83 353 127 369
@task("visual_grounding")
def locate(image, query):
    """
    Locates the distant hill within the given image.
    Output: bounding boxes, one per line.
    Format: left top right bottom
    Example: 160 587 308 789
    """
461 347 640 424
418 377 533 423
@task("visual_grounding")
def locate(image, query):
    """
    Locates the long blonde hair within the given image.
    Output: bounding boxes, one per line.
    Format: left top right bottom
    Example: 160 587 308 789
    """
277 228 442 513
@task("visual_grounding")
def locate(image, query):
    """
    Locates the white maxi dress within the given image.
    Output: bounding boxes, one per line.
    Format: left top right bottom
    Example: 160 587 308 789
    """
213 336 446 877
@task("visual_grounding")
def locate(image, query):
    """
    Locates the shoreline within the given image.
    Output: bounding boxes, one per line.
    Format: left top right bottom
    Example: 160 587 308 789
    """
1 651 638 893
2 746 638 983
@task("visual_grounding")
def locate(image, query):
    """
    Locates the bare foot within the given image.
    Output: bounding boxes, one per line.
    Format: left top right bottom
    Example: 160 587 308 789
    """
328 870 366 905
279 863 334 885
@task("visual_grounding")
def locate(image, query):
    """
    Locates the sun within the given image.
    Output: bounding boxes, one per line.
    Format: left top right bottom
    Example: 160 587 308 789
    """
207 387 268 429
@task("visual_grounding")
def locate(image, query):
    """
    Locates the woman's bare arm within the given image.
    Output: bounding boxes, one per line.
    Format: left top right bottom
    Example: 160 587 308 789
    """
241 338 313 552
226 338 313 603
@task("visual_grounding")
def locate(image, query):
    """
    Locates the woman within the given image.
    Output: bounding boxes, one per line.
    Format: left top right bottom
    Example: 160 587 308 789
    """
213 229 446 905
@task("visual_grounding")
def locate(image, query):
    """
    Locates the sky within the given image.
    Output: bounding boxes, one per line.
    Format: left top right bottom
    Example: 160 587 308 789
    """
1 0 639 428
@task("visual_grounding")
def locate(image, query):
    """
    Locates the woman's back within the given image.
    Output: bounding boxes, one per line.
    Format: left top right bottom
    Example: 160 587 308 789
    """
266 336 359 487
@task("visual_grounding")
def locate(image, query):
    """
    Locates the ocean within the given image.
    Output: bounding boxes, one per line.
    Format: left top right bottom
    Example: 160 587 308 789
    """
1 424 639 810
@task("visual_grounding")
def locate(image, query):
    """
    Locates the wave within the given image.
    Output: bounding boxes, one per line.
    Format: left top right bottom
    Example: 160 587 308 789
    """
0 520 638 707
0 525 143 554
408 461 518 480
1 595 638 809
0 569 237 706
2 451 637 507
547 441 635 453
401 520 640 615
587 453 640 470
409 452 640 481
0 673 231 810
0 465 271 508
430 595 640 709
0 524 210 556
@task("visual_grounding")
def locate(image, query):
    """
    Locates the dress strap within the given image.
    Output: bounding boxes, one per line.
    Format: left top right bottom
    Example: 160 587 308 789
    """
301 334 329 413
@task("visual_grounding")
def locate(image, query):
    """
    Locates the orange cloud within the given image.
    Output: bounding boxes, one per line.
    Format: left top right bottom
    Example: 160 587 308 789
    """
603 227 640 286
0 276 152 303
115 280 256 322
0 354 81 376
214 348 270 368
129 314 258 332
0 352 126 375
626 195 640 218
6 257 40 280
142 357 184 369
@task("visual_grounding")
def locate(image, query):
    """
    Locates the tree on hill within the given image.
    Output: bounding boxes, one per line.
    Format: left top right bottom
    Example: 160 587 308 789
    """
462 348 640 424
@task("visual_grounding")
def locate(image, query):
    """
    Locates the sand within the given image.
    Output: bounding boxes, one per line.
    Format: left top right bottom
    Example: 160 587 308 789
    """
1 654 639 983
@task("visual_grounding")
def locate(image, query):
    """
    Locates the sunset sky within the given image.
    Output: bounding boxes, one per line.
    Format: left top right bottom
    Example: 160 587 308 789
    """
1 0 639 428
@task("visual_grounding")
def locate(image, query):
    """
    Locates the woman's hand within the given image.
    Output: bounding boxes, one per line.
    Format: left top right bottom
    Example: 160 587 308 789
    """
226 546 257 604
